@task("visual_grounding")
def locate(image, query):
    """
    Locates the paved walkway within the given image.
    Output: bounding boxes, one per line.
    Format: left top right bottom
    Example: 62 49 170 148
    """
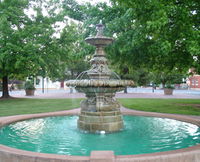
1 87 200 99
11 91 200 99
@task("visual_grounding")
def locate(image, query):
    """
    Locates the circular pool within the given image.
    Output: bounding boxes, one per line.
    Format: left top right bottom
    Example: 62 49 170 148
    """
0 109 200 162
0 115 199 156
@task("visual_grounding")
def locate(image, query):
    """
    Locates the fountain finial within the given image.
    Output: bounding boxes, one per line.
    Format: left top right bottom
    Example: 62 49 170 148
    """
96 20 104 36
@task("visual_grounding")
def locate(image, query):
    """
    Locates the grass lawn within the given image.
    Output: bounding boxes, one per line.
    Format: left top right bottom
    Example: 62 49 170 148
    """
119 98 200 115
0 98 82 117
0 98 200 117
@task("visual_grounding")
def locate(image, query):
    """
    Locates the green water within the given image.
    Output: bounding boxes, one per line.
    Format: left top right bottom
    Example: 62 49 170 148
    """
0 116 199 156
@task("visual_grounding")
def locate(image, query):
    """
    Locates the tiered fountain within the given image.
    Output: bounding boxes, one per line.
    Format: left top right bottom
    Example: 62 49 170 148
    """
0 22 200 162
66 23 134 133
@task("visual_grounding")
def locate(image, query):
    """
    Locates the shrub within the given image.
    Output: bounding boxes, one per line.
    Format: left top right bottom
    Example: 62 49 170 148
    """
24 81 36 90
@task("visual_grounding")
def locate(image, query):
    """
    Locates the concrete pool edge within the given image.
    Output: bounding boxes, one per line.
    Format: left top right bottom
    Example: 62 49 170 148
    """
0 108 200 162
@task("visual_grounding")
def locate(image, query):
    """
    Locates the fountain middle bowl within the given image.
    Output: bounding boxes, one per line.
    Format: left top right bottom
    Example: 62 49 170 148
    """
66 79 134 93
66 79 134 87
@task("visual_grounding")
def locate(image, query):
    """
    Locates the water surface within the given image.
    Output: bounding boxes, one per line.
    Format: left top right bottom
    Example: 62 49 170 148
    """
0 115 199 156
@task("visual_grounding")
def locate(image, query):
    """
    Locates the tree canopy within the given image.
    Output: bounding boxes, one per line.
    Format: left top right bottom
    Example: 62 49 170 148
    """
113 0 199 71
1 0 199 98
57 23 91 80
0 0 76 98
61 0 199 86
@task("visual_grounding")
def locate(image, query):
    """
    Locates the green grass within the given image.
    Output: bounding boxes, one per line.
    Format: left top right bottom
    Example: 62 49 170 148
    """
119 98 200 115
0 98 82 117
0 98 200 117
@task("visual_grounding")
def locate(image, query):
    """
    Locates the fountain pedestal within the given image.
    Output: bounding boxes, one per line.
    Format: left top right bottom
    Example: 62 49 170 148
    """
66 23 134 133
78 91 123 132
78 110 123 132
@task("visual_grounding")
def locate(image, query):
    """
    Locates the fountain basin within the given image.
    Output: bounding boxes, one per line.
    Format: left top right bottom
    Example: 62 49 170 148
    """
0 109 200 162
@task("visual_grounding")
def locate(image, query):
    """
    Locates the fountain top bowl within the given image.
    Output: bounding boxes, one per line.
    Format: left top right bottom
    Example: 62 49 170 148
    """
85 36 113 47
85 22 113 47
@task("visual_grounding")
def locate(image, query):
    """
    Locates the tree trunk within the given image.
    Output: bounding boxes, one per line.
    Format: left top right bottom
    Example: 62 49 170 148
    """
1 76 10 98
162 82 166 89
124 86 128 93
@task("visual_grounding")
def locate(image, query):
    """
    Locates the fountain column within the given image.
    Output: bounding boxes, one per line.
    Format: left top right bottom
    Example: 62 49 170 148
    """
66 22 134 133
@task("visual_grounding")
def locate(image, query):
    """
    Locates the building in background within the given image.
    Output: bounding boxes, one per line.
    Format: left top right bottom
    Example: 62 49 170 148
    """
188 75 200 89
34 76 69 90
187 68 200 90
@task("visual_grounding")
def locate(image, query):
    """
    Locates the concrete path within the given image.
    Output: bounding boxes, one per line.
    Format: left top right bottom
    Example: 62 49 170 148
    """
11 91 200 99
1 87 200 99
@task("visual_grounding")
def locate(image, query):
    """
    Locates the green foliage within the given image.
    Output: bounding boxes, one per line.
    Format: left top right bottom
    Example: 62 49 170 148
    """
24 80 35 90
134 69 151 86
150 70 186 87
62 0 199 79
164 84 174 89
57 23 91 80
0 0 32 77
113 0 199 73
113 65 151 86
0 0 77 97
1 0 198 97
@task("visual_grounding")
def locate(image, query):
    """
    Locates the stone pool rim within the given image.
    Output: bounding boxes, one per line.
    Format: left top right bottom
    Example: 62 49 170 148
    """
0 108 200 162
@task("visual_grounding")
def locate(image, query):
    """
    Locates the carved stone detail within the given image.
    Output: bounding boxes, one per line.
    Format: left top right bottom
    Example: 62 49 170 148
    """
90 57 108 65
88 64 110 74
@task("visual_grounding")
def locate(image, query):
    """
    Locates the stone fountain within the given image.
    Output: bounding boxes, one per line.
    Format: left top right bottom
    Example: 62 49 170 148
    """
66 23 134 133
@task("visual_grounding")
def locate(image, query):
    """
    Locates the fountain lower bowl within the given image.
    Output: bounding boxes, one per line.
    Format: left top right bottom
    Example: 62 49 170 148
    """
0 110 200 162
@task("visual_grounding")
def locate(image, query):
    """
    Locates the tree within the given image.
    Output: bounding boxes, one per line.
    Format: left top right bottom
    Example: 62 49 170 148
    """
0 0 33 98
65 0 199 77
61 1 127 66
61 1 153 72
113 0 200 73
57 23 91 80
0 0 68 98
150 70 186 88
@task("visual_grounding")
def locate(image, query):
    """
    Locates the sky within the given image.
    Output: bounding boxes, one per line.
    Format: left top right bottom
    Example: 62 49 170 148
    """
24 0 110 37
25 0 110 18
